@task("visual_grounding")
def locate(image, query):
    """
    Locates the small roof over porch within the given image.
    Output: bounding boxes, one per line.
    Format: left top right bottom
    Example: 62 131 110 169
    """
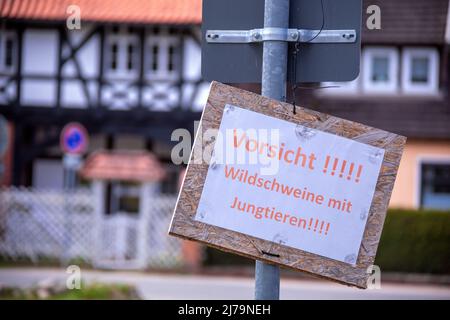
80 150 166 182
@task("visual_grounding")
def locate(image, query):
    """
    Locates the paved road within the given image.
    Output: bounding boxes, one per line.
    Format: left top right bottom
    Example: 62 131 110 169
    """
0 268 449 300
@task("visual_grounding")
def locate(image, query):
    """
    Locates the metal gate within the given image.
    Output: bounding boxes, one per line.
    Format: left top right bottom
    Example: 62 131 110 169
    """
0 187 183 269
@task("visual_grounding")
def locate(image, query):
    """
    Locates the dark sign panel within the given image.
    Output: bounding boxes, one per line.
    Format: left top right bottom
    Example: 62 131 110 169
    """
202 0 362 83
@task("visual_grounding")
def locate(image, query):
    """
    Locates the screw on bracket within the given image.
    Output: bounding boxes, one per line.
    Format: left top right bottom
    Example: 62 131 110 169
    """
253 32 261 40
207 33 219 39
342 33 355 40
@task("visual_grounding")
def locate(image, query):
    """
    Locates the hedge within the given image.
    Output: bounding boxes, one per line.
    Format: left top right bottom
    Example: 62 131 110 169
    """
204 209 450 274
375 209 450 274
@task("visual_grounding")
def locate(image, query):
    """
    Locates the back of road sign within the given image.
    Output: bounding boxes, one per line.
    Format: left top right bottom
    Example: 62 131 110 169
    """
201 0 362 83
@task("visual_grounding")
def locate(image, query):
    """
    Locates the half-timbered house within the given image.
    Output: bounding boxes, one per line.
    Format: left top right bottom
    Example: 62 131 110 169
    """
0 0 206 194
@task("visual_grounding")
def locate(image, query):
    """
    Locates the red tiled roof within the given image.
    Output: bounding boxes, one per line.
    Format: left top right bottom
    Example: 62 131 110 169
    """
1 0 448 44
80 150 166 182
362 0 449 44
0 0 202 24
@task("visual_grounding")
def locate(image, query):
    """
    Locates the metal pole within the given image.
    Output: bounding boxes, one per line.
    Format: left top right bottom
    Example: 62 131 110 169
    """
62 154 78 265
255 0 289 300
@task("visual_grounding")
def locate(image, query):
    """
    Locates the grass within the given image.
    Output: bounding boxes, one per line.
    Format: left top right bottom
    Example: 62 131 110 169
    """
0 283 140 300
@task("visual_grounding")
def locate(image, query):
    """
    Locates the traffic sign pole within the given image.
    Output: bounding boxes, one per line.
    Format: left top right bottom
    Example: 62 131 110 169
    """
255 0 289 300
60 122 88 265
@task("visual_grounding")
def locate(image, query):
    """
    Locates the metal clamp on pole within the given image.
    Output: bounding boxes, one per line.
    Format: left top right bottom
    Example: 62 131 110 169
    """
206 28 356 43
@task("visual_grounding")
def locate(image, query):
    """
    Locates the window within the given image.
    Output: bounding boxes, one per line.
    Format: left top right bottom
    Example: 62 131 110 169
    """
145 27 180 81
127 43 135 70
105 26 140 78
151 45 159 71
411 58 428 82
5 38 13 67
0 30 17 73
108 181 140 214
362 47 399 93
402 48 439 95
372 57 389 81
420 162 450 210
321 46 440 97
168 45 176 71
110 43 118 70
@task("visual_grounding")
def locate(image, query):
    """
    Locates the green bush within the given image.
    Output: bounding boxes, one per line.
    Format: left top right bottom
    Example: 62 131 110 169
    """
204 209 450 274
375 209 450 274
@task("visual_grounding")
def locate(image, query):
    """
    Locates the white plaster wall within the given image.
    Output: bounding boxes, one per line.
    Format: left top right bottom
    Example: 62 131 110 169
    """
21 79 56 106
182 35 210 111
22 29 58 75
77 34 100 78
33 159 64 189
21 29 58 106
61 80 88 108
183 37 201 81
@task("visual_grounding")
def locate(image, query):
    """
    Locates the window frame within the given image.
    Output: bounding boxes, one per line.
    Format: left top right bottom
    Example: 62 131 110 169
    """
0 30 17 74
104 26 140 79
416 156 450 209
402 47 439 95
144 27 180 81
362 47 399 94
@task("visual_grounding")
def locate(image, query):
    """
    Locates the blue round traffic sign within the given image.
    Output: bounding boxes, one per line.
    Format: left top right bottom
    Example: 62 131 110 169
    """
60 122 89 155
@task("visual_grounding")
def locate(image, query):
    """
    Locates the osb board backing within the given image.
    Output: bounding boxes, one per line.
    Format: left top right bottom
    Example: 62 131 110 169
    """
169 81 406 288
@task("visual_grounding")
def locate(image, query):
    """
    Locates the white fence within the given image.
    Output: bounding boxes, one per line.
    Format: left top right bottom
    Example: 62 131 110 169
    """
0 187 183 269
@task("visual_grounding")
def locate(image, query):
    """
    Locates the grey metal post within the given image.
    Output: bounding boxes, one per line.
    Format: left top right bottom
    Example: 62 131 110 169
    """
255 0 290 300
62 154 79 265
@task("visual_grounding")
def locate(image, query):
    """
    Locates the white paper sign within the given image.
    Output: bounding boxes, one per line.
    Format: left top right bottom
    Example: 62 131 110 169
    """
195 105 385 265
